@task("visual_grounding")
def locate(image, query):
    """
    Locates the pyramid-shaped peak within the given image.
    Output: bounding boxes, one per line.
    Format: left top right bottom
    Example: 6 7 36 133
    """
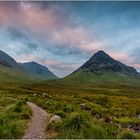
73 50 138 75
92 50 110 59
95 50 107 55
89 50 113 64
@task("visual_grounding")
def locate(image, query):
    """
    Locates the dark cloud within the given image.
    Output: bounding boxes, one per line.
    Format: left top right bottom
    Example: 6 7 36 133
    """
7 27 38 53
46 44 89 56
8 27 28 40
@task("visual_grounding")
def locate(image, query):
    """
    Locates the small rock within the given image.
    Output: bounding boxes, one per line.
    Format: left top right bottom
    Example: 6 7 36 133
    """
80 103 91 111
80 104 85 110
42 93 49 98
96 114 102 119
33 93 38 96
49 115 62 124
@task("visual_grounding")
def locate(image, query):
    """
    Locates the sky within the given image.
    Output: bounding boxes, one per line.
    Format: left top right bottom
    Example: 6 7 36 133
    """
0 1 140 77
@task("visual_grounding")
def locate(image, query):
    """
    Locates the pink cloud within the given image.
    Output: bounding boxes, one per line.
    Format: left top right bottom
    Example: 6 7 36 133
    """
131 64 140 69
16 54 40 63
0 2 104 54
108 52 131 62
108 51 140 70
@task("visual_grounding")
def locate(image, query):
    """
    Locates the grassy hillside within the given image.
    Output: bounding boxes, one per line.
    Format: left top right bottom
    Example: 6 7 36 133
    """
0 65 45 84
59 71 140 87
0 66 33 83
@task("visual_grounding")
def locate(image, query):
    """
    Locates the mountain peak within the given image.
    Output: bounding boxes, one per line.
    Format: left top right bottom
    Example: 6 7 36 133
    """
73 51 139 75
21 62 57 79
94 50 107 55
86 50 114 66
93 50 112 59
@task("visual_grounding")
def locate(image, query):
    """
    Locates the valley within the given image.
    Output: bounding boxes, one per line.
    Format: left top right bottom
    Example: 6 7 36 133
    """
0 50 140 139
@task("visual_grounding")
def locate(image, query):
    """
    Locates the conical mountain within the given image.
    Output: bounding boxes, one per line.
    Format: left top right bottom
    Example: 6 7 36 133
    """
74 50 138 75
64 51 140 85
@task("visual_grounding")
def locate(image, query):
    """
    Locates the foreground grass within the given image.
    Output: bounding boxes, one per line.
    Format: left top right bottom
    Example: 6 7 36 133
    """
0 96 31 139
23 82 140 139
0 80 140 139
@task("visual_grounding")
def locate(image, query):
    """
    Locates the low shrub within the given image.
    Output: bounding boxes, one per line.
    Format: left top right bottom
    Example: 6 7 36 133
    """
62 112 90 131
63 105 74 113
84 125 108 139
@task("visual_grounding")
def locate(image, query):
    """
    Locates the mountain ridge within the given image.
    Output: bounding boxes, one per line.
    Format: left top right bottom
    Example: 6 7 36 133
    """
0 50 19 68
20 61 57 79
0 50 57 82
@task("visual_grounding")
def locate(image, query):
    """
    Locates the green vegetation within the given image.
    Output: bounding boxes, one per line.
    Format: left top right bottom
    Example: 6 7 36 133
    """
0 65 39 84
117 129 139 139
62 71 140 87
0 96 31 138
0 72 140 138
21 80 140 139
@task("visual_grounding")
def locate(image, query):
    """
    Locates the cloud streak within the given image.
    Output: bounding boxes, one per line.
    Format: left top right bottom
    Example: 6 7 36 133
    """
0 2 104 55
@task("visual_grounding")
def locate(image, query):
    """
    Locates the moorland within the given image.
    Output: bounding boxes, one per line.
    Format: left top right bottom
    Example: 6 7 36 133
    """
0 50 140 139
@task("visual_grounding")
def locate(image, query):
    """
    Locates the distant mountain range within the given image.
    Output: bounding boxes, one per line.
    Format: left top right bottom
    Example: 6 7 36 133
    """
0 50 57 83
0 49 139 85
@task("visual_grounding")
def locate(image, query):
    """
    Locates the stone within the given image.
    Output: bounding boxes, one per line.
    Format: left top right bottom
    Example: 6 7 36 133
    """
42 93 49 98
33 93 37 96
49 115 62 124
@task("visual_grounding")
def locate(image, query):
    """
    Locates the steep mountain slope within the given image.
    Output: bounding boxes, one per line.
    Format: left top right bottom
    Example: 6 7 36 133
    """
74 50 138 75
0 50 38 83
63 51 140 86
20 62 57 80
0 50 19 68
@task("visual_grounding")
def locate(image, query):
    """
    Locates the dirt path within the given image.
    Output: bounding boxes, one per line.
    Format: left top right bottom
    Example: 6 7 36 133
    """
23 102 50 139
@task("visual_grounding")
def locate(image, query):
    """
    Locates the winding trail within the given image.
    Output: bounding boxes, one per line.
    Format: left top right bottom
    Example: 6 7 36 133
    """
23 102 50 139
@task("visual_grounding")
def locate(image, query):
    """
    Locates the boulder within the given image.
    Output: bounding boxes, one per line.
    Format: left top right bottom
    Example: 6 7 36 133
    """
42 93 49 98
49 115 62 124
33 93 37 96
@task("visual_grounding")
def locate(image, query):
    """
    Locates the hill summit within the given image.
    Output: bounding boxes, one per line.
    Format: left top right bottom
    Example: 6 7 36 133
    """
21 62 57 79
74 50 138 76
